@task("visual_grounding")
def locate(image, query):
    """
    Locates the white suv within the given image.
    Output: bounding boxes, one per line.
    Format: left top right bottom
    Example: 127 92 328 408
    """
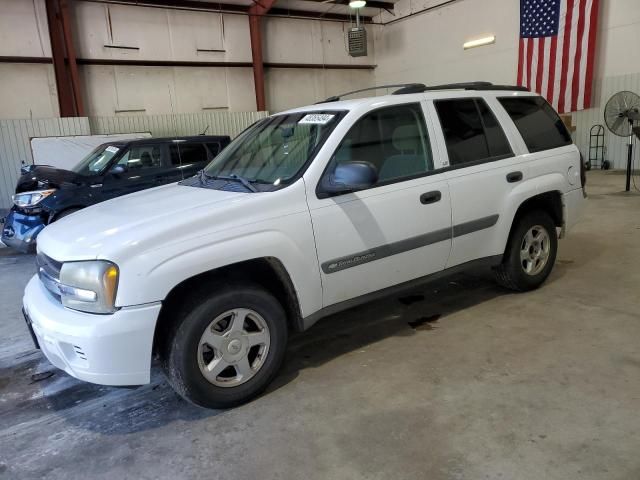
23 82 586 408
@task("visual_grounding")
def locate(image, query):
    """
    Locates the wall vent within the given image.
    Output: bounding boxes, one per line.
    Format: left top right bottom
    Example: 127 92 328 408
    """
348 27 367 57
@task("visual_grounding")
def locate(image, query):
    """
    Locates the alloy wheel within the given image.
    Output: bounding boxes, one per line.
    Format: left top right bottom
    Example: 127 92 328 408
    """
520 225 551 276
197 308 271 388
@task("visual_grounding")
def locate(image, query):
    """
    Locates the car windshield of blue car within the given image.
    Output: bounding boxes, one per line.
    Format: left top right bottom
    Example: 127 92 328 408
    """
72 144 122 176
202 111 345 188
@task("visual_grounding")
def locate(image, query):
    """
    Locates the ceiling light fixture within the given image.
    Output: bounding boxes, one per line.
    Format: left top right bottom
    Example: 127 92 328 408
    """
349 0 367 8
463 35 496 50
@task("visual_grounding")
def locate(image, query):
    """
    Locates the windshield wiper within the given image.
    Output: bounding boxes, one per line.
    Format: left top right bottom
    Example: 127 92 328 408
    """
210 173 258 192
197 169 209 184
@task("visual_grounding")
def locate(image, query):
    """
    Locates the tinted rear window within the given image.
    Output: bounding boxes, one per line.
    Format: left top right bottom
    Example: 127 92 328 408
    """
434 98 512 166
170 143 208 165
498 96 572 153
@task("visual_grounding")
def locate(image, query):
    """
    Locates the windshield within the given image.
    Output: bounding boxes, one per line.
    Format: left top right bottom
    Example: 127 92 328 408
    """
72 144 122 176
203 111 345 187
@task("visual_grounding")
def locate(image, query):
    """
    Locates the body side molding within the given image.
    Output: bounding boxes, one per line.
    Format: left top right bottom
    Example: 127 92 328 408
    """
321 214 499 274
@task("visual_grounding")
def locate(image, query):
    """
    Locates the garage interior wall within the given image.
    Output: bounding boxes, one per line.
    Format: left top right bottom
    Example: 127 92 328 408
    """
2 0 640 167
0 0 376 118
373 0 640 168
0 0 59 118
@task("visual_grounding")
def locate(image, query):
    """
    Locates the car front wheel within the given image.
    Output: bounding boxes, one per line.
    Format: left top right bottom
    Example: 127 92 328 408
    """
162 282 288 409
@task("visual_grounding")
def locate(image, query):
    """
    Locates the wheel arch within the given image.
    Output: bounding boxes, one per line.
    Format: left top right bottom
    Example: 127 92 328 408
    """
152 256 304 355
502 190 563 259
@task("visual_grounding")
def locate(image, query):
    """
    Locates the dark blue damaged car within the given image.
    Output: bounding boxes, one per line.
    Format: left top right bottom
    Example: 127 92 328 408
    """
1 135 230 253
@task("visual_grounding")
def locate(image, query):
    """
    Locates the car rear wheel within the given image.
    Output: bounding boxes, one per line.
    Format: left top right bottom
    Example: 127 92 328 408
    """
494 210 558 291
162 282 288 409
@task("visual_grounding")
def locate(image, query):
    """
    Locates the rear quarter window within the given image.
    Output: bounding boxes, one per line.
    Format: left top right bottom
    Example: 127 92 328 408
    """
498 96 572 153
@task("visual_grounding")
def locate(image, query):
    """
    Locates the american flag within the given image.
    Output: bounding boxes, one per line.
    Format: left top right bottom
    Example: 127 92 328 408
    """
517 0 600 114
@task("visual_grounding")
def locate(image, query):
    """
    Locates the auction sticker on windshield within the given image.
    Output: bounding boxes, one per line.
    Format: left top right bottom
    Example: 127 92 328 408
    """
106 146 119 154
299 114 335 125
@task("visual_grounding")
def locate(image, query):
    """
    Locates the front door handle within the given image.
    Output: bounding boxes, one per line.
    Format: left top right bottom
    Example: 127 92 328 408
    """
506 171 523 183
420 191 441 205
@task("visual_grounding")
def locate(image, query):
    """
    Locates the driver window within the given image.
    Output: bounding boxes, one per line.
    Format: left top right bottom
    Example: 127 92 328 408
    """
332 103 433 186
117 145 163 171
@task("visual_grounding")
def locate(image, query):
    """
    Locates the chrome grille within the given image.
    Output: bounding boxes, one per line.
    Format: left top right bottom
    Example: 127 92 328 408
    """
36 253 62 302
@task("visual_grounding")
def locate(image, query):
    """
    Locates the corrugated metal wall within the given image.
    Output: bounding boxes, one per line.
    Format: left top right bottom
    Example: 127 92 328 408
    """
0 111 268 208
0 117 91 208
89 111 268 139
573 73 640 170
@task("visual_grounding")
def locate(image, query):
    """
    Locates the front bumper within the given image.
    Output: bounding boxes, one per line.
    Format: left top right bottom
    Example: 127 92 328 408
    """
23 275 161 386
1 210 46 253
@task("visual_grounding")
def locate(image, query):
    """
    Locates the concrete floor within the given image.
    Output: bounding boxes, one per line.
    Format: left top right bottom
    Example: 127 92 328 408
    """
1 171 639 480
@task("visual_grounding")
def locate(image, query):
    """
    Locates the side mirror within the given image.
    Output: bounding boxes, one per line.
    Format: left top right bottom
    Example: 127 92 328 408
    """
109 165 126 176
320 161 378 195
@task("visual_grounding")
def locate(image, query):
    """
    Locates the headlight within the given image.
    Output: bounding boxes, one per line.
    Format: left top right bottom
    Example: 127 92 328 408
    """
12 189 56 208
58 261 119 314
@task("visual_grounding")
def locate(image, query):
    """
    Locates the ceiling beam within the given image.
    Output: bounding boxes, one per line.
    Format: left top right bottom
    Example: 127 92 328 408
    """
302 0 394 11
82 0 372 21
94 0 247 12
269 7 372 21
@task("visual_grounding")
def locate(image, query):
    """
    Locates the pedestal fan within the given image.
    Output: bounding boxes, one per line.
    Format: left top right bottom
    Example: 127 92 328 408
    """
604 91 640 191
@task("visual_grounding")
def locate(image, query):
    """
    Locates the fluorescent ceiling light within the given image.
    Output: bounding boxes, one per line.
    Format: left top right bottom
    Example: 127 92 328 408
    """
463 35 496 50
349 0 367 8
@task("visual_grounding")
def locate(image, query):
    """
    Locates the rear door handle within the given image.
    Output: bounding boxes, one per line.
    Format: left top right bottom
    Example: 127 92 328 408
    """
506 171 523 183
420 191 441 205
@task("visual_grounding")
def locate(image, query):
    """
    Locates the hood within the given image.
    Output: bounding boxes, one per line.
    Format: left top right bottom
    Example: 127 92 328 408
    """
36 181 271 261
16 166 84 192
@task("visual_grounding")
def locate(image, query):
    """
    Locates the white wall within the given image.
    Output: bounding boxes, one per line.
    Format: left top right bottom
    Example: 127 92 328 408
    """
373 0 519 86
0 0 376 119
0 0 59 118
373 0 640 170
71 1 257 115
572 1 640 169
263 17 376 111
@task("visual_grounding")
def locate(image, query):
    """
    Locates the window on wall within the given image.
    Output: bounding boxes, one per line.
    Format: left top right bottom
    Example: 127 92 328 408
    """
498 96 573 153
435 98 512 166
331 103 433 185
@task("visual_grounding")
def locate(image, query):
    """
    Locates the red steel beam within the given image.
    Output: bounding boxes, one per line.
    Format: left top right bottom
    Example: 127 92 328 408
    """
59 0 85 116
248 0 277 111
45 0 84 116
45 0 76 116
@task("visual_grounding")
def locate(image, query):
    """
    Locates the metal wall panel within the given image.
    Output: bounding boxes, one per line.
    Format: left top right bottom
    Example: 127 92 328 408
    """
573 73 640 171
0 111 269 208
88 111 268 139
0 117 90 208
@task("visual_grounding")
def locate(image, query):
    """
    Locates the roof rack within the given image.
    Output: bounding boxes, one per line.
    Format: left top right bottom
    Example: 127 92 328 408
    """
320 82 528 102
319 83 425 103
414 82 529 93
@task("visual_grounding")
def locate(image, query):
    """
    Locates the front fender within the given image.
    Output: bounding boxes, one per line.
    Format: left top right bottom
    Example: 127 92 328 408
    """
114 214 322 318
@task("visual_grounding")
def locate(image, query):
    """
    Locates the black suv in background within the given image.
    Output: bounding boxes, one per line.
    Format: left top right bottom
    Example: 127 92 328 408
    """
1 135 230 253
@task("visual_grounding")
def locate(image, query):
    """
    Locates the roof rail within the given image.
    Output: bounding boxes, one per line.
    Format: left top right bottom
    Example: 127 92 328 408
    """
319 81 529 103
319 83 427 103
418 82 529 92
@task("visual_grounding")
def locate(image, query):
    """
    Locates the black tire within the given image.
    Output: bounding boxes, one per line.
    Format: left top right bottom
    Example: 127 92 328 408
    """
161 282 288 409
494 210 558 292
